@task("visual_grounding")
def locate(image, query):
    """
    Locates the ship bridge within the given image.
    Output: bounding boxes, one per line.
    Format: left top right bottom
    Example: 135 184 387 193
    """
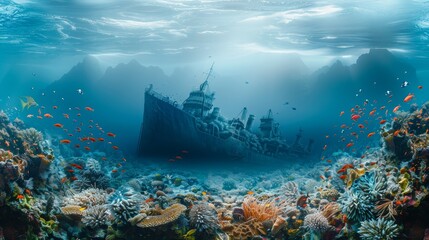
183 63 215 117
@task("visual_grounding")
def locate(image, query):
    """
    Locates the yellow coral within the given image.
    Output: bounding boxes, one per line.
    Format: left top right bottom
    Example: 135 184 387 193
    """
136 203 186 228
61 205 84 216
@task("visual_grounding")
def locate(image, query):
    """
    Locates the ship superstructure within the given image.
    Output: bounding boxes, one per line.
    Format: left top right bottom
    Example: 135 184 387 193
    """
138 66 313 162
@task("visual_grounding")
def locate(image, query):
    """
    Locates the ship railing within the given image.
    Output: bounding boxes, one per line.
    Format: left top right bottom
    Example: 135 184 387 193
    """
147 89 182 108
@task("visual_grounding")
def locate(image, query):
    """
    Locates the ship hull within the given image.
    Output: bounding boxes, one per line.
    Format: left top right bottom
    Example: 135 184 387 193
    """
138 91 305 163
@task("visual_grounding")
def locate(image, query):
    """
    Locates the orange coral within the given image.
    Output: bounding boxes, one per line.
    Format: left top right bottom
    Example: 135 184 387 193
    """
242 196 279 222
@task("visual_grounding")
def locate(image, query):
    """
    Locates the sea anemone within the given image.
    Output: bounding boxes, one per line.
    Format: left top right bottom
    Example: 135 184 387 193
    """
339 190 374 222
358 218 399 240
189 203 219 235
352 170 387 201
108 187 141 225
242 196 279 222
82 205 112 228
303 212 333 233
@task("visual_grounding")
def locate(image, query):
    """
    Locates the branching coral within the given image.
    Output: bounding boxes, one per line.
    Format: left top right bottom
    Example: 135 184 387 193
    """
82 204 112 228
242 196 279 222
358 218 399 240
189 203 219 234
19 128 42 150
108 187 141 224
63 188 108 208
73 168 110 190
136 203 186 228
303 212 333 233
375 199 397 219
339 191 374 222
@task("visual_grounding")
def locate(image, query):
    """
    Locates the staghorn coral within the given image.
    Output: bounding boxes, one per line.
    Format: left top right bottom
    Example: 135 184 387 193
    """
358 218 399 240
189 202 219 234
63 188 108 208
82 204 112 228
339 190 373 222
109 187 141 224
303 212 333 233
136 203 186 228
242 196 279 222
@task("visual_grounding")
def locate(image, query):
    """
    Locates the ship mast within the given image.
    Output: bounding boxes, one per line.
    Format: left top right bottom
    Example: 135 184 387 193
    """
201 62 214 117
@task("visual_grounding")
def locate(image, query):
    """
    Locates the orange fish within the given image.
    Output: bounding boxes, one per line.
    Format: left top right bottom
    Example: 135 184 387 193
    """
369 110 376 116
337 164 354 173
418 85 423 89
393 105 400 113
53 123 63 128
339 175 347 180
112 169 118 173
98 138 104 142
404 94 414 102
394 130 401 136
346 142 354 148
44 113 53 118
70 176 78 181
16 194 24 200
351 114 361 121
112 146 119 150
53 106 58 109
380 119 387 124
340 111 344 117
61 177 68 183
70 163 83 170
358 124 365 129
340 124 347 129
85 107 94 112
107 132 116 137
60 139 71 144
89 137 96 142
367 132 375 138
320 175 326 180
175 155 182 159
296 195 308 208
84 146 91 151
102 157 107 161
63 114 69 119
247 191 254 195
67 169 74 173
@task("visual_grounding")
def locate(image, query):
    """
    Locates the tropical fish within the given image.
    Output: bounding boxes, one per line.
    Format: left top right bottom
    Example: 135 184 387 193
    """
346 142 354 148
20 96 38 110
84 146 91 151
367 132 375 138
107 132 116 137
340 111 344 117
85 107 94 112
26 114 34 118
112 146 119 150
53 106 58 109
380 119 387 124
296 195 308 208
351 114 361 121
337 164 354 173
53 123 63 128
70 163 83 170
60 139 71 144
369 110 376 116
16 194 24 200
98 138 104 142
393 105 400 113
418 85 423 89
404 94 414 102
44 113 53 118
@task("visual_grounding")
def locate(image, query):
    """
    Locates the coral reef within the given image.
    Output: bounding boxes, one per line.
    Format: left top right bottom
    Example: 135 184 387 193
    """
189 203 219 235
136 203 186 228
82 204 112 228
358 218 399 240
108 187 141 225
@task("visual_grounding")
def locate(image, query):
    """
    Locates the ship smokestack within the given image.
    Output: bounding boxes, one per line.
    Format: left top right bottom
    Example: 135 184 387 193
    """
241 107 247 121
246 114 254 131
211 107 220 119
